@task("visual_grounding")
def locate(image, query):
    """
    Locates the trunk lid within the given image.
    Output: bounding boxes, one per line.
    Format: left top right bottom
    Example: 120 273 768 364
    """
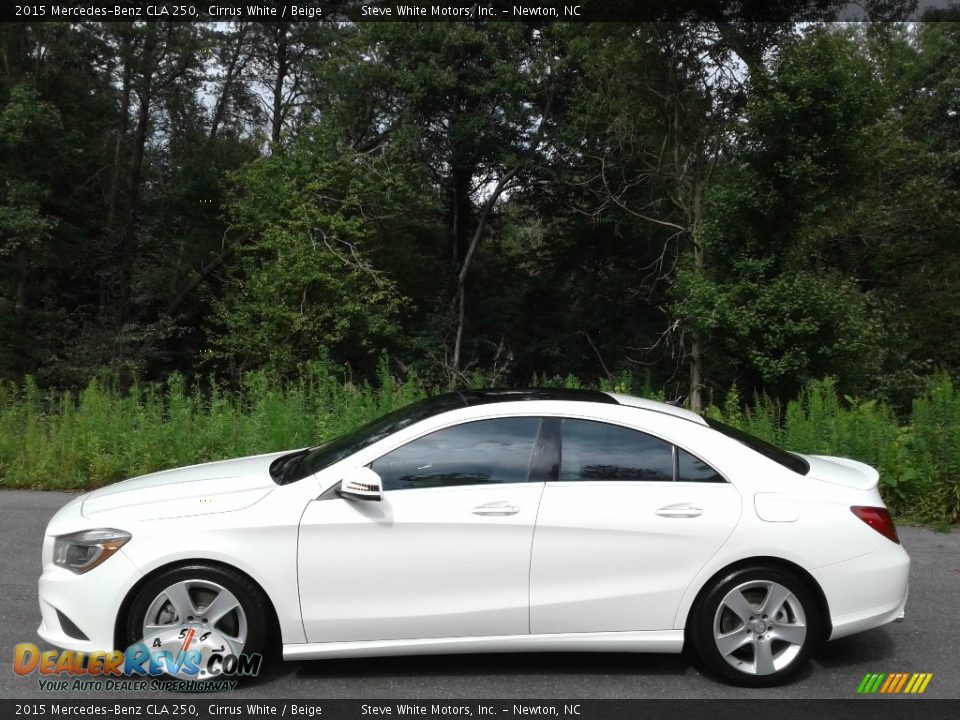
799 454 880 491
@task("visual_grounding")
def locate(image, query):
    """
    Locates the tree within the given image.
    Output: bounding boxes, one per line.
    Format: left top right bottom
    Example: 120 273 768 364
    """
208 124 430 376
549 22 774 408
678 27 890 398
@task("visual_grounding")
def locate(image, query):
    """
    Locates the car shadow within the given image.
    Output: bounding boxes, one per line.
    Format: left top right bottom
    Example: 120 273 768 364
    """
290 651 692 679
813 627 898 669
240 628 898 692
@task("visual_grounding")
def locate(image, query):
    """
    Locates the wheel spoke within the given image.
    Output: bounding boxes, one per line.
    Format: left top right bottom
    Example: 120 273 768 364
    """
771 623 806 646
143 623 171 635
142 578 249 663
220 634 244 657
754 639 776 675
716 630 752 658
722 590 756 624
760 583 792 618
163 582 196 621
199 588 240 625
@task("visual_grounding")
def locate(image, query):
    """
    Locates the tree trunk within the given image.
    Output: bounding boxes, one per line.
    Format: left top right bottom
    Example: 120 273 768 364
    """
450 165 472 267
451 166 521 373
105 30 132 314
209 23 249 143
118 26 157 322
271 23 290 146
688 171 705 412
449 92 553 374
164 233 248 317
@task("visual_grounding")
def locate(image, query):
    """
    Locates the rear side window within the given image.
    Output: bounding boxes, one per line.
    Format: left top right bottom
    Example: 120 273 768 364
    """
704 417 810 476
371 417 541 491
677 448 725 483
559 419 674 482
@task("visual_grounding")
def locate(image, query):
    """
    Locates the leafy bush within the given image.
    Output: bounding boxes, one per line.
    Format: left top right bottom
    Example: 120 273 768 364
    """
1 367 957 525
704 376 959 524
0 360 426 491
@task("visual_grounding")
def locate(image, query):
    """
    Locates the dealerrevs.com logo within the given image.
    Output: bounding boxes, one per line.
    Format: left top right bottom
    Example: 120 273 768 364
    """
856 672 934 695
14 628 261 692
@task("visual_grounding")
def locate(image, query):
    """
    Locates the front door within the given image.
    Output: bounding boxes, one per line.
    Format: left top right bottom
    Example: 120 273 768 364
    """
298 416 547 642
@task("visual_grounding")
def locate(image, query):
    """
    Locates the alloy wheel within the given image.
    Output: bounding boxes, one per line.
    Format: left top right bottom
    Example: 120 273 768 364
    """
141 578 248 679
712 579 807 676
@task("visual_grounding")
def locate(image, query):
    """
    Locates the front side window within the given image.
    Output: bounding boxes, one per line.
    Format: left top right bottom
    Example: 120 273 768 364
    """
275 393 468 484
559 419 674 482
371 417 541 491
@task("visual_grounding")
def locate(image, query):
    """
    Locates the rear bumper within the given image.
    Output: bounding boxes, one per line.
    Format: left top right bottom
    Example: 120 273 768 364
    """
812 538 910 641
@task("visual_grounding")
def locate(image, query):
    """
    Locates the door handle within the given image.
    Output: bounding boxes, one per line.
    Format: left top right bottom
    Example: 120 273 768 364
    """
471 501 520 516
656 503 703 518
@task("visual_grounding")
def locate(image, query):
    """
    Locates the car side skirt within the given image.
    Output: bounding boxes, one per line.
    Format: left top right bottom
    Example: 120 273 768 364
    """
283 630 684 661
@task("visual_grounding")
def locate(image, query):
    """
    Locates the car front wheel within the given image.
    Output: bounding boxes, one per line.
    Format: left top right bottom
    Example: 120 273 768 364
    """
689 566 823 687
123 563 270 682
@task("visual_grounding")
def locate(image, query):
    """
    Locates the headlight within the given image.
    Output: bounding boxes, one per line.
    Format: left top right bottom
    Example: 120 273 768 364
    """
53 529 131 574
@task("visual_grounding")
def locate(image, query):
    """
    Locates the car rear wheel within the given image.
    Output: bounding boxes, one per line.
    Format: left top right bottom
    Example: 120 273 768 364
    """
689 565 822 687
124 564 270 682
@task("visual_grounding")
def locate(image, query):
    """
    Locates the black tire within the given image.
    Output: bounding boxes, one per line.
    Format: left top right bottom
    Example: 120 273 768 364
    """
688 565 823 687
123 563 272 684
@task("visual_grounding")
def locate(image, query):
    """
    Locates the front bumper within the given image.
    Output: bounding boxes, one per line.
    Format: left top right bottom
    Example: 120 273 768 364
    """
37 543 142 653
812 537 910 641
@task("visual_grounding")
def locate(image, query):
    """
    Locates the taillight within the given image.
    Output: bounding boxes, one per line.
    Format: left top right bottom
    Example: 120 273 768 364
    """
851 506 900 544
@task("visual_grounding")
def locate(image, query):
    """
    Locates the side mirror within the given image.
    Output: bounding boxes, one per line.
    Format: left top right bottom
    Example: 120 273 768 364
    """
337 467 383 502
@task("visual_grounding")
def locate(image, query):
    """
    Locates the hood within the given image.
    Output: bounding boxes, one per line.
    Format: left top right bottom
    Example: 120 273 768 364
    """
45 492 91 536
800 454 880 491
81 451 291 522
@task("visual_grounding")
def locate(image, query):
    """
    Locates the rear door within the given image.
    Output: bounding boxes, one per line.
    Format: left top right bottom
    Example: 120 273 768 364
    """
529 417 741 633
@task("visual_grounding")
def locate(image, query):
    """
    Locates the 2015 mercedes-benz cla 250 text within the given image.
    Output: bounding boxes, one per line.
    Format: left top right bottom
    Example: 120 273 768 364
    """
38 389 909 686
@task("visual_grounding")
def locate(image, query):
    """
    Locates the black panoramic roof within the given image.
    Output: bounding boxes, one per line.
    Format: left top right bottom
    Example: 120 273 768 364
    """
456 388 618 406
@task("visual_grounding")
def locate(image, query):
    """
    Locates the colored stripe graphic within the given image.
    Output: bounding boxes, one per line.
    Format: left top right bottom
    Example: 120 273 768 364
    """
879 674 897 693
893 673 910 693
857 672 932 694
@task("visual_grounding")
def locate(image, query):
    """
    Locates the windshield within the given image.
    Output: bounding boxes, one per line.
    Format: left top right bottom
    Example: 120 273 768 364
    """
704 417 810 476
272 393 467 485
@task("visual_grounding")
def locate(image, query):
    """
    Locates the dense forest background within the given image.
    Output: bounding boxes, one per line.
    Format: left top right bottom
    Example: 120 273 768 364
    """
3 15 960 519
2 15 959 411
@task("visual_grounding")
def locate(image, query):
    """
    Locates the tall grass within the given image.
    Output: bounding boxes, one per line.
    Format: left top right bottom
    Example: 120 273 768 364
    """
705 376 960 525
1 365 957 525
0 361 425 491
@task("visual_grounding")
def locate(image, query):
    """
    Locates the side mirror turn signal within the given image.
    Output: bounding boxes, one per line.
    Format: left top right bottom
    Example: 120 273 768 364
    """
337 466 384 502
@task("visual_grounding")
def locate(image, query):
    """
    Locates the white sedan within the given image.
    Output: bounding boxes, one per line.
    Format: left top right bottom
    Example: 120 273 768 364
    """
38 389 909 686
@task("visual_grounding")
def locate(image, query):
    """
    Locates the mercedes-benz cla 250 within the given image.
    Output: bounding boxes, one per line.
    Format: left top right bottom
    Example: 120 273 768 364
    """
38 389 909 686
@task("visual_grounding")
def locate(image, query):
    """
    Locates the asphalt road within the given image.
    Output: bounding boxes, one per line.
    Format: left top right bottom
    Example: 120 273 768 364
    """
1 489 958 699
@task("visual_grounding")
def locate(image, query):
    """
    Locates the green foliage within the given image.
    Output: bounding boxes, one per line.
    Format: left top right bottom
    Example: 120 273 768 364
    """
3 20 960 481
2 369 957 525
674 262 885 396
706 375 960 524
209 126 426 376
0 360 427 491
